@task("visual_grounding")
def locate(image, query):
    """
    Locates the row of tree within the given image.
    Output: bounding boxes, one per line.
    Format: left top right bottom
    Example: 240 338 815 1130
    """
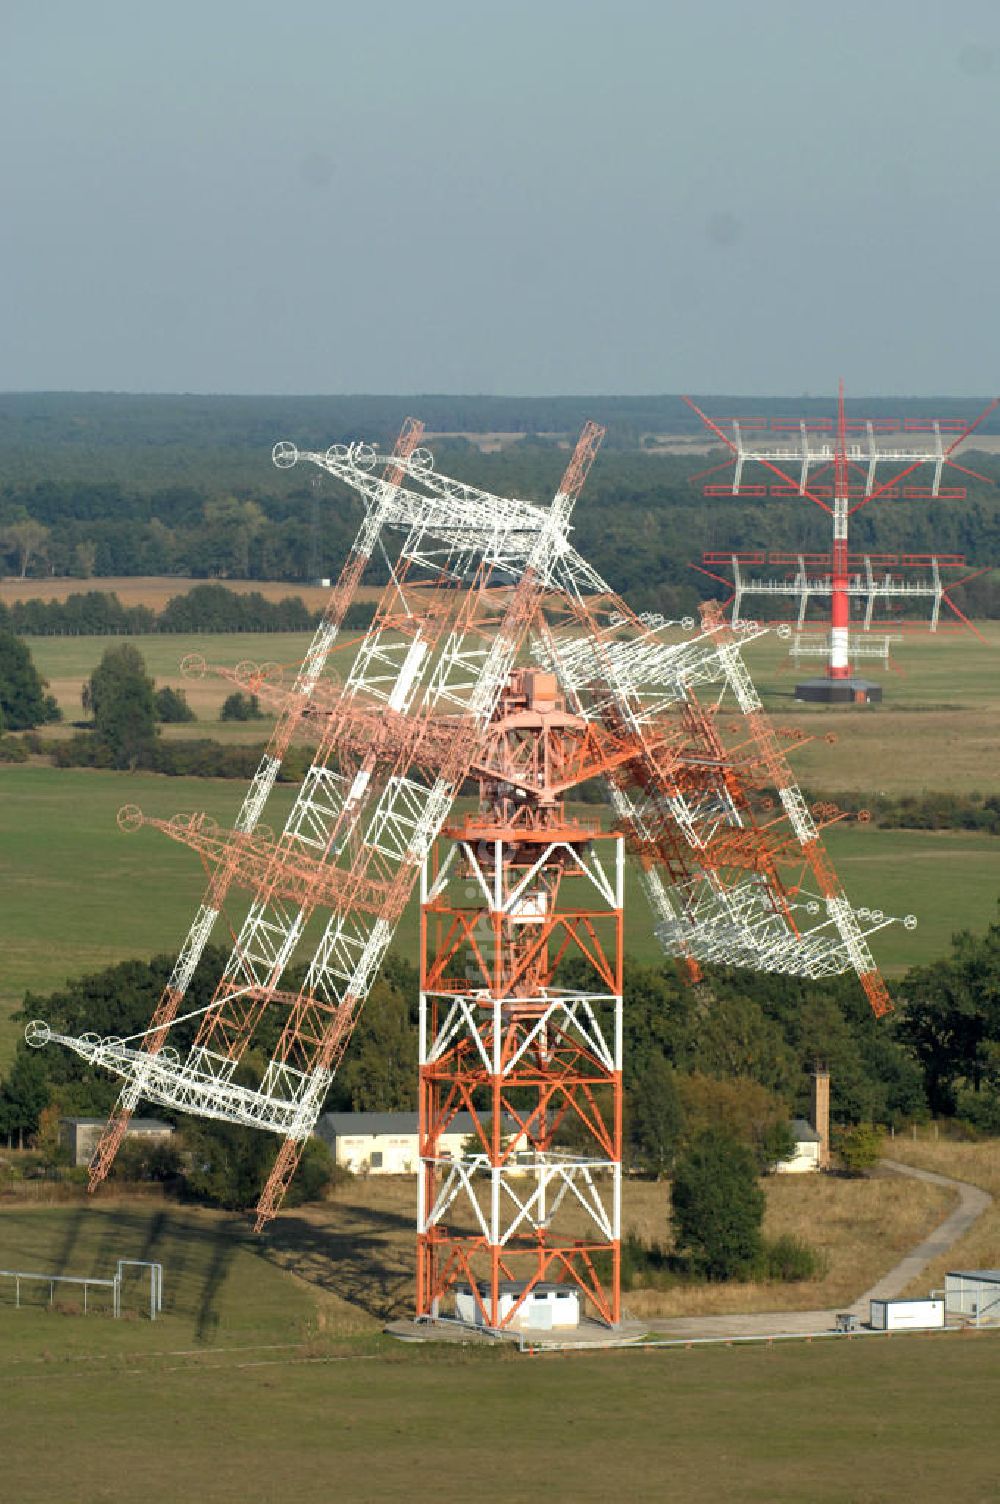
6 917 997 1179
0 583 375 637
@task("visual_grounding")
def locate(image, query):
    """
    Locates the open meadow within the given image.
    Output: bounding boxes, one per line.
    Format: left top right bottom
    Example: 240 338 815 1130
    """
19 615 1000 784
27 628 319 734
1 1183 999 1503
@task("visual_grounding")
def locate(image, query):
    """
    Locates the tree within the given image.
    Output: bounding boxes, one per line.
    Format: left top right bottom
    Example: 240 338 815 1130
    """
835 1122 883 1175
628 1056 684 1175
899 921 1000 1113
0 632 61 730
199 497 265 578
153 685 195 723
1 520 49 579
684 993 797 1096
179 1120 272 1210
335 976 417 1111
676 1071 789 1170
670 1128 765 1280
220 691 265 722
0 1051 51 1148
86 643 157 769
177 1119 332 1209
72 541 98 578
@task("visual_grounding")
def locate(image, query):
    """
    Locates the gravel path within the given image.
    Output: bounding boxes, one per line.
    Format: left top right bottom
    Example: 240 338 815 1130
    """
847 1157 993 1311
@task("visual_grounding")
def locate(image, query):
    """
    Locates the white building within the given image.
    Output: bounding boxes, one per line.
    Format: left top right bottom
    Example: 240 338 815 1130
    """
455 1280 580 1331
314 1111 524 1175
774 1117 823 1174
945 1270 1000 1324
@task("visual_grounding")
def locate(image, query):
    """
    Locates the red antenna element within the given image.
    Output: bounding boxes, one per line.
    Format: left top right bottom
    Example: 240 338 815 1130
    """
686 389 997 701
29 419 915 1331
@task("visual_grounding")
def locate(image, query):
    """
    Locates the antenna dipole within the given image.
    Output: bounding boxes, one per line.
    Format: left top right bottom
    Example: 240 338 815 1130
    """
686 389 997 701
32 418 908 1281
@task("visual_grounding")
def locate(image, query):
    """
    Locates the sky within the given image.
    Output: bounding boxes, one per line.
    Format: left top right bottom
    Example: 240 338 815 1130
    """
1 0 998 397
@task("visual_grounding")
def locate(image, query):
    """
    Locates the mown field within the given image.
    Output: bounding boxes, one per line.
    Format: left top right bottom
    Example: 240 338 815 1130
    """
2 618 997 1066
21 616 1000 782
741 622 1000 794
1 1192 999 1503
0 574 344 611
2 762 997 1069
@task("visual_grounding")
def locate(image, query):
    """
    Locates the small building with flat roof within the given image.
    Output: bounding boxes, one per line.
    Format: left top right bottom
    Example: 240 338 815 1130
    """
59 1116 174 1168
774 1118 823 1174
314 1111 524 1175
945 1270 1000 1324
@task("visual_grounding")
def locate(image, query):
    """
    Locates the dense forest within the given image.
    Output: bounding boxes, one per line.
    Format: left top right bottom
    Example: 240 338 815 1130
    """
2 394 999 619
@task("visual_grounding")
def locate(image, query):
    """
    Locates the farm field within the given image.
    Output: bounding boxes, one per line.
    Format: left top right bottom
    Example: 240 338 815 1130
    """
27 629 316 729
20 617 1000 787
0 1194 999 1503
0 575 351 611
1 763 997 1069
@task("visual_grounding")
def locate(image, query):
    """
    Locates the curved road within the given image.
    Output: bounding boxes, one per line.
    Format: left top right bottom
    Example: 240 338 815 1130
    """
851 1158 993 1311
642 1158 993 1340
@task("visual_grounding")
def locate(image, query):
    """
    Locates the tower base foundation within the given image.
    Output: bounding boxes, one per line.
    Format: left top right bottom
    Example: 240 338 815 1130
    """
794 676 882 705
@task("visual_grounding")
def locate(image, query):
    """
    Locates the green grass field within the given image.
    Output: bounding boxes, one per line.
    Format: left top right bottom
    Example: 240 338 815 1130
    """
0 1200 999 1503
29 630 317 736
741 622 1000 793
3 622 996 1066
23 621 1000 785
2 762 997 1070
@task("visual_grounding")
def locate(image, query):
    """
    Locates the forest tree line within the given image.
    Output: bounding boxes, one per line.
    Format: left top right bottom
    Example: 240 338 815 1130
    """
3 443 1000 621
4 918 1000 1174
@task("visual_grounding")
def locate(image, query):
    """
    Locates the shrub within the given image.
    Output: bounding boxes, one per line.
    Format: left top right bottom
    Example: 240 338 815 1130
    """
756 1234 825 1282
220 691 265 721
153 685 196 723
835 1122 883 1174
953 1089 1000 1135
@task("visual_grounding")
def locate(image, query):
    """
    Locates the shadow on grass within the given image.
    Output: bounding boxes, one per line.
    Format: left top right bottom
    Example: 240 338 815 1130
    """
50 1203 89 1279
259 1195 417 1322
87 1204 241 1334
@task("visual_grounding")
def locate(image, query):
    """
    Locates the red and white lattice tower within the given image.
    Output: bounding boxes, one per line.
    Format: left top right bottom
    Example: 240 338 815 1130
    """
418 667 624 1328
688 386 997 702
29 415 916 1329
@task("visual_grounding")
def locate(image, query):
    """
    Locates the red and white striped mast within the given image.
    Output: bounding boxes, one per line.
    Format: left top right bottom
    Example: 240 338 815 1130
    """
829 380 852 684
686 388 998 701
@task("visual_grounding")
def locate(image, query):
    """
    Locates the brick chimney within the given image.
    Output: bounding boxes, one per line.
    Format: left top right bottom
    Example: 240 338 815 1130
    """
810 1067 831 1169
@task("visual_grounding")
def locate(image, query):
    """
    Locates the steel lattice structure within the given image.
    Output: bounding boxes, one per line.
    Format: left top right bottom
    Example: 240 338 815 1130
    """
417 667 625 1327
687 387 997 699
30 418 909 1269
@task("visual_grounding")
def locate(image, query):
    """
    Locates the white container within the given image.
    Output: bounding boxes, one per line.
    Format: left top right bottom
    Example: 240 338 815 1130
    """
454 1282 580 1330
869 1298 944 1331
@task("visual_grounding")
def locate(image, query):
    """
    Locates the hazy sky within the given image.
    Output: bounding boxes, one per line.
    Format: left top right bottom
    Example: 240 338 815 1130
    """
2 0 998 396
